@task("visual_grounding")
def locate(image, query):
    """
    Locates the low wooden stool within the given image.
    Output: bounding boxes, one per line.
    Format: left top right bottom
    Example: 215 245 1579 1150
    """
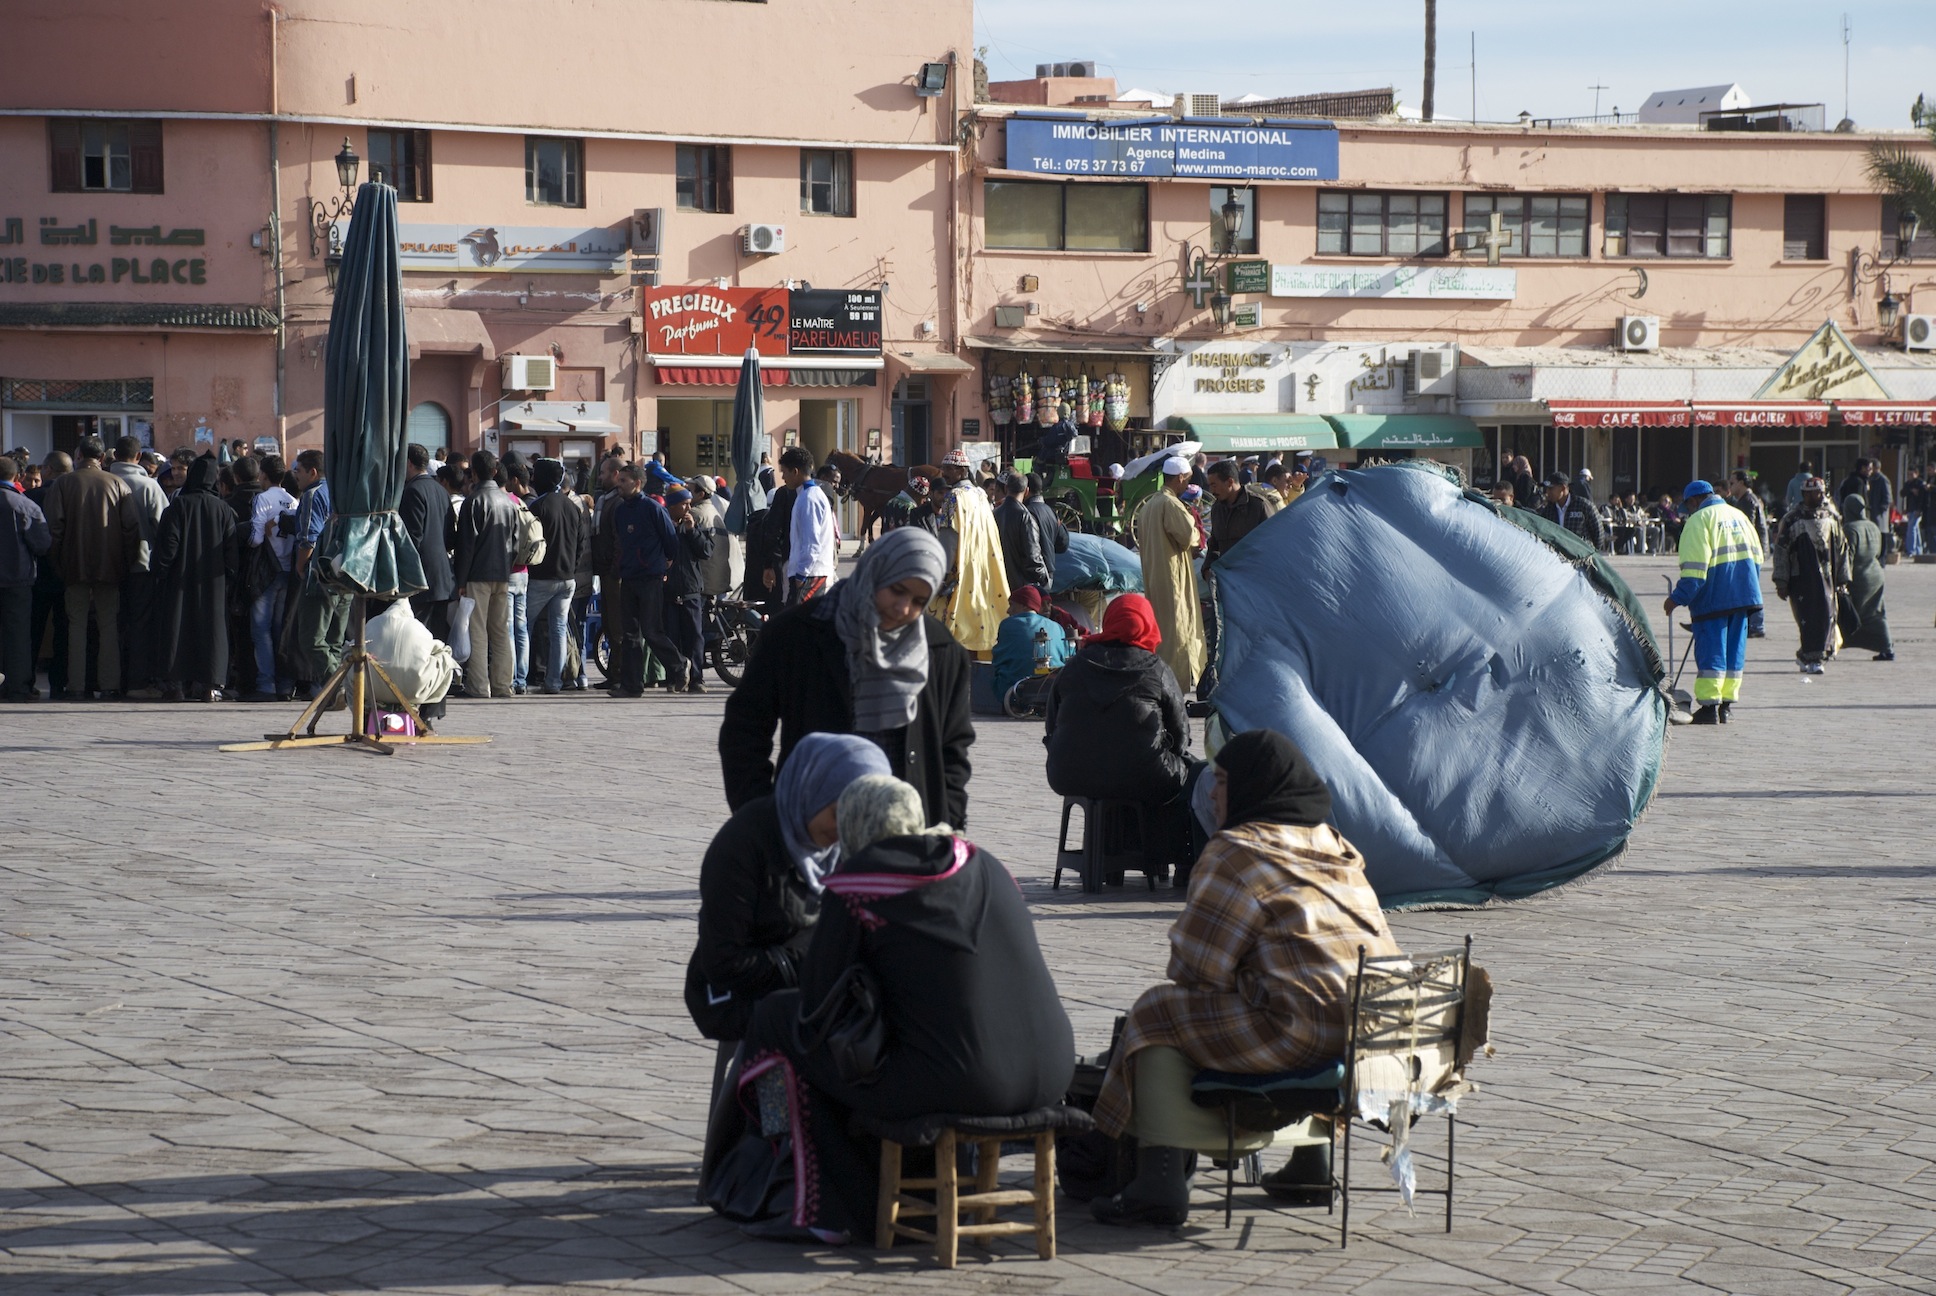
858 1106 1093 1269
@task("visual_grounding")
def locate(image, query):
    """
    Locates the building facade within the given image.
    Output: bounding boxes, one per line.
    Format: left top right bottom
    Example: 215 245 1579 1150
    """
0 0 971 493
4 8 1933 503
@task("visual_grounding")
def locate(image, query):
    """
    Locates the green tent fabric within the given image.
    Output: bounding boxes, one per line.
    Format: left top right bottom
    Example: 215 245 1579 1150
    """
315 181 426 599
1164 414 1338 454
1325 413 1484 450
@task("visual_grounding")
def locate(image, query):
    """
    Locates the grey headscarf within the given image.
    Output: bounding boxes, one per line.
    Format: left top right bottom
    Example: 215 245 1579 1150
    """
837 775 935 857
775 732 891 890
821 527 948 734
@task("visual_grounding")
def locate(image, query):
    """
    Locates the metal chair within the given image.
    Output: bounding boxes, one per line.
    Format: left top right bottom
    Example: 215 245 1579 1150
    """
1188 937 1489 1246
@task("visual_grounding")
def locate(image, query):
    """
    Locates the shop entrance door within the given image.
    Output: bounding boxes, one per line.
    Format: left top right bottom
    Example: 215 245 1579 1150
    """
892 377 930 467
658 399 734 482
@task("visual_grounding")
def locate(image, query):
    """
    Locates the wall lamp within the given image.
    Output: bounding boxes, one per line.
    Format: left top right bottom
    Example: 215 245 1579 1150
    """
1851 208 1920 336
308 137 362 285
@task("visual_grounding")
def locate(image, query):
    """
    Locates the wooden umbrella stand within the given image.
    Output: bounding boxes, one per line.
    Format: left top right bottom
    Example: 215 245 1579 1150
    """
220 598 490 754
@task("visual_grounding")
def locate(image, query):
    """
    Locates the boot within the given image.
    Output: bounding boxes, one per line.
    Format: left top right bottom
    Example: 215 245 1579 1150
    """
1091 1144 1192 1228
1690 704 1719 725
1718 701 1733 724
1261 1141 1333 1206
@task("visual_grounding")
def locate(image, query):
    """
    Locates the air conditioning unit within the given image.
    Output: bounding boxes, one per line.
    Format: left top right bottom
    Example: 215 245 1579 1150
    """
1174 91 1223 118
741 223 785 256
1404 345 1458 397
501 354 556 392
1617 315 1660 352
1066 60 1097 78
1050 62 1070 77
1903 314 1936 351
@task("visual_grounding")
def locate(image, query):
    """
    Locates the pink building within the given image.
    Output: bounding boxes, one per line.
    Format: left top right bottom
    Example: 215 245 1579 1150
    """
4 9 1933 503
0 0 972 494
960 79 1936 498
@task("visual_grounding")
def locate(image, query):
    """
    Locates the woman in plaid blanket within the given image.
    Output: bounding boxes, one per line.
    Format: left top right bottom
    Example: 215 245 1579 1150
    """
1090 729 1398 1227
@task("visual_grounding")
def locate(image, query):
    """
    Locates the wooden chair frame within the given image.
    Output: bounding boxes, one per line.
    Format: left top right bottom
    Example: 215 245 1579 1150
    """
875 1130 1057 1269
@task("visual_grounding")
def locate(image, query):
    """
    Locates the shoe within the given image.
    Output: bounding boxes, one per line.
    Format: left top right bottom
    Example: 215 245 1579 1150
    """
1090 1193 1189 1229
0 693 35 704
1874 651 1896 661
124 687 167 700
1090 1144 1192 1228
513 685 526 695
1261 1143 1333 1206
243 691 277 703
1690 704 1720 725
541 686 563 695
98 690 125 702
615 687 644 698
1718 702 1733 724
160 685 185 703
275 692 293 703
1747 629 1766 638
686 678 707 694
1804 662 1826 675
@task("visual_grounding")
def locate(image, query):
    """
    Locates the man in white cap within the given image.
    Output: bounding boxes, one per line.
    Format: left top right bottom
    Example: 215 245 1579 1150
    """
934 447 1009 652
1135 454 1207 692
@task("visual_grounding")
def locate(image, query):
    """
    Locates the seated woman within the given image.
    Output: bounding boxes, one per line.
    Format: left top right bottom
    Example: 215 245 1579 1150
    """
706 775 1074 1243
720 527 974 827
991 585 1073 713
1043 593 1199 879
685 733 891 1054
1090 730 1400 1228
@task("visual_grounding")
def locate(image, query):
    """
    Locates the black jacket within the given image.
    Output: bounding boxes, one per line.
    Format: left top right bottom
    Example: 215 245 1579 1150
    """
754 484 797 578
993 496 1047 590
1044 641 1190 801
452 482 518 586
400 473 455 601
720 603 975 827
797 834 1073 1121
152 480 238 687
1537 492 1606 549
527 488 588 583
684 795 820 1041
1024 496 1070 586
666 515 715 598
1206 483 1280 568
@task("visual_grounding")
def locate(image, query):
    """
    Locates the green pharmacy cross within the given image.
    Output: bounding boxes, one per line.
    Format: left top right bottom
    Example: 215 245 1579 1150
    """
1185 253 1214 309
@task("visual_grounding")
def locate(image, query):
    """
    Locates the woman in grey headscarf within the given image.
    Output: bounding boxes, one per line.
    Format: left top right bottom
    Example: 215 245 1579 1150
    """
1839 493 1895 660
721 526 977 827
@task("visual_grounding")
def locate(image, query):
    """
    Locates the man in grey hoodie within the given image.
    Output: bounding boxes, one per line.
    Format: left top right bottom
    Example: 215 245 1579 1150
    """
107 435 166 693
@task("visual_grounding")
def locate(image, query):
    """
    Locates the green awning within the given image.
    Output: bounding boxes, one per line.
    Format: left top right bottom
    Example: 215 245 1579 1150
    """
1163 414 1339 453
1325 413 1484 450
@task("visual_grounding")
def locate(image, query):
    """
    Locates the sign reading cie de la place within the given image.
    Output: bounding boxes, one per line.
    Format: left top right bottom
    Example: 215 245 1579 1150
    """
1004 116 1340 180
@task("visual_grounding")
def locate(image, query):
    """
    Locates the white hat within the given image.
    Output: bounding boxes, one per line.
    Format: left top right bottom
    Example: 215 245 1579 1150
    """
1161 455 1191 476
1578 468 1593 480
1295 449 1314 458
1107 463 1125 479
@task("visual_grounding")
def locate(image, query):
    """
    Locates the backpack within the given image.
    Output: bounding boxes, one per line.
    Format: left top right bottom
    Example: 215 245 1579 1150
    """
512 499 547 567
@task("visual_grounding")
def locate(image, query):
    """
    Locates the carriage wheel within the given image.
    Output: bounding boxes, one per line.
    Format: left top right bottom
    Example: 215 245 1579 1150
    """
1051 498 1087 535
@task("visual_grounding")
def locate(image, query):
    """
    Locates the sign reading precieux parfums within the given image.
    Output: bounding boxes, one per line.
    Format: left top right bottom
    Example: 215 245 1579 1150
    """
1004 115 1339 180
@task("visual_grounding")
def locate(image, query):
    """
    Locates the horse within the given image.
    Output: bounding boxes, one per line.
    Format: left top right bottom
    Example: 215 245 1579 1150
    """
825 450 941 549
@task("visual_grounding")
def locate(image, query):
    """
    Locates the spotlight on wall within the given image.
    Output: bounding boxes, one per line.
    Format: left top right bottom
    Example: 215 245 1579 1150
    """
915 62 949 97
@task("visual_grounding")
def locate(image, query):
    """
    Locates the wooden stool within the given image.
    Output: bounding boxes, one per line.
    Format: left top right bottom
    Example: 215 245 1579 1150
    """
859 1106 1092 1269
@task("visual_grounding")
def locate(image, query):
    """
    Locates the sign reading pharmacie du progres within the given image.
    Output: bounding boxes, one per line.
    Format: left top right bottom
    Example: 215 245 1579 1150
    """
1004 115 1339 181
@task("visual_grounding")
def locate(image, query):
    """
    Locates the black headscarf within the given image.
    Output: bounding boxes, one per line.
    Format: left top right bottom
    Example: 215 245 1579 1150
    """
1215 729 1333 830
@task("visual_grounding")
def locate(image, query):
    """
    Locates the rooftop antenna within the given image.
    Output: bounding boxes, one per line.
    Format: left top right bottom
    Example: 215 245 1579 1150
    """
1471 31 1477 123
1842 13 1851 126
1422 0 1437 122
1589 83 1609 118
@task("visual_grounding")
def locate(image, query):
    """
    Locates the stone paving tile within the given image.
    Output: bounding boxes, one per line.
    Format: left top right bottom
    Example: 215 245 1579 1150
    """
4 555 1936 1294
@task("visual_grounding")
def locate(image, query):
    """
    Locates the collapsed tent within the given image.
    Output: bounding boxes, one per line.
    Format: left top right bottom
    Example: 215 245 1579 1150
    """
1051 533 1143 595
1208 462 1667 907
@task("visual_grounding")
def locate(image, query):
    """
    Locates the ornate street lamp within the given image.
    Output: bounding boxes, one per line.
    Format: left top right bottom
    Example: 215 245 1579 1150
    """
1899 209 1922 261
307 137 362 271
1210 289 1233 330
1220 191 1246 253
1878 289 1902 335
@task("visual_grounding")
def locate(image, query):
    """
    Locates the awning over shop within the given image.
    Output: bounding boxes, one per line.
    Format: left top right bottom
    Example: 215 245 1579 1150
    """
564 418 623 436
1326 413 1485 449
504 415 569 433
1163 414 1338 453
890 350 976 374
963 335 1160 357
1833 400 1936 426
656 365 789 386
1546 400 1691 428
404 308 495 362
788 369 878 387
1689 400 1829 426
650 354 883 387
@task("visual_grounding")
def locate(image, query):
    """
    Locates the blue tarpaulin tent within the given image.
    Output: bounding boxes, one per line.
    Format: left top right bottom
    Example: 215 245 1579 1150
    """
1208 462 1666 907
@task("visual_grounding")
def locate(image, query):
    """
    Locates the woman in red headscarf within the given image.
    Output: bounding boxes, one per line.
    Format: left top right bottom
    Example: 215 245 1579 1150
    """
1043 593 1202 884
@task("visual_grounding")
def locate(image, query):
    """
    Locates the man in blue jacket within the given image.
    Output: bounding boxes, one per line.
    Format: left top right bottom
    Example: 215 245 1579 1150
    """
1663 479 1764 725
610 463 690 696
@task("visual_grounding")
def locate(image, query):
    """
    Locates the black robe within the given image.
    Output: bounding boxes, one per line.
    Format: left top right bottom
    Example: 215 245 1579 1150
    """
714 836 1074 1237
152 465 238 688
684 796 819 1041
719 604 975 827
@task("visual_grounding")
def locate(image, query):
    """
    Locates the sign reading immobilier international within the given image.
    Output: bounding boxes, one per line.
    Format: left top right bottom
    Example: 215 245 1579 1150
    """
1004 116 1339 180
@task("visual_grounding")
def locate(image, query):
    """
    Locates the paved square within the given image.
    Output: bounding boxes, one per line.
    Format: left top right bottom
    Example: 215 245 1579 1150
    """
2 554 1934 1295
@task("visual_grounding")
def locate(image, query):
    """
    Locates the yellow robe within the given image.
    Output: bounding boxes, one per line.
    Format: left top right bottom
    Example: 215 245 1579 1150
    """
940 481 1010 652
1136 489 1206 690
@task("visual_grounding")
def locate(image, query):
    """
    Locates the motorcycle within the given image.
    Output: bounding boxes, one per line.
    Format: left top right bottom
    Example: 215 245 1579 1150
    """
586 588 763 687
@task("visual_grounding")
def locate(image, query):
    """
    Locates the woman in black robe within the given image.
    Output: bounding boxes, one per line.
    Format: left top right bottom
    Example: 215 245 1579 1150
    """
719 527 974 827
1770 478 1849 674
152 455 238 701
704 775 1074 1243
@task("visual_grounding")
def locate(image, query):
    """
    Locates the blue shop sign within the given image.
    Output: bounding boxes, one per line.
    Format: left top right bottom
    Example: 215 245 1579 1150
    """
1004 115 1339 181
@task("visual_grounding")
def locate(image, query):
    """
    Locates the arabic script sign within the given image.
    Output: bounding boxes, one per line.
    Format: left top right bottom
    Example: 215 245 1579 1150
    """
1269 264 1516 300
0 214 208 289
349 223 628 274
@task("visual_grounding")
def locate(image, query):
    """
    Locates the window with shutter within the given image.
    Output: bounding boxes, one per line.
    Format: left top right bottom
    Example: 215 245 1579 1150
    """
1665 195 1705 258
1607 193 1728 259
1783 195 1826 260
48 119 83 192
127 120 163 193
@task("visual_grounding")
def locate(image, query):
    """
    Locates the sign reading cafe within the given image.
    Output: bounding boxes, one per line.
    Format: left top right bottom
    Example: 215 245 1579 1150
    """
1004 115 1340 181
0 215 209 288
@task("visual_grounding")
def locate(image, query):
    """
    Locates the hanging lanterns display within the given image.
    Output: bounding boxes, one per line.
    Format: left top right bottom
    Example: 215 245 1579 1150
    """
1035 372 1061 427
986 370 1012 427
1013 362 1034 425
1086 376 1107 429
1072 370 1091 425
1103 372 1130 432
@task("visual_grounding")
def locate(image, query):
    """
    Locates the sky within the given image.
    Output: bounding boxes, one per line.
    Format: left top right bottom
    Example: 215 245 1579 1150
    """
972 0 1935 130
